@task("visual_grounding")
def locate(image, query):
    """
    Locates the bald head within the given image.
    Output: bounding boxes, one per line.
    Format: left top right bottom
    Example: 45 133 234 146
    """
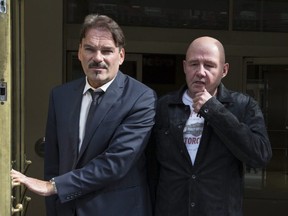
183 36 229 98
186 36 226 64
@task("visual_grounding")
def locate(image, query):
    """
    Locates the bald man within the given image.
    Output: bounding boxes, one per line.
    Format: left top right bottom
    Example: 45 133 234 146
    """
148 36 272 216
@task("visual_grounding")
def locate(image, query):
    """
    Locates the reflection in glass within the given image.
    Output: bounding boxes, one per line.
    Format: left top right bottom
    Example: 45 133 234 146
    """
233 0 288 32
66 0 229 30
245 63 288 200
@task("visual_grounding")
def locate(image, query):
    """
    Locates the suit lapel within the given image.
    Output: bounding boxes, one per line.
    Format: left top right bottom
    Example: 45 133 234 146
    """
68 79 85 167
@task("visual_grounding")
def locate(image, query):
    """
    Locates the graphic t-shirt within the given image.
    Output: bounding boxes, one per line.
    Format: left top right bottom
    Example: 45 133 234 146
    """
182 90 204 165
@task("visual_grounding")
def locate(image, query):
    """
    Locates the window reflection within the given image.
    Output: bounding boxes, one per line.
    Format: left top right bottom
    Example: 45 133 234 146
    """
245 63 288 196
233 0 288 32
66 0 288 32
66 0 229 30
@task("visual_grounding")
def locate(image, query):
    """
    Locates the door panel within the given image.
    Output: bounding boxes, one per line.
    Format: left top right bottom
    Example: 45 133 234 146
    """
244 58 288 216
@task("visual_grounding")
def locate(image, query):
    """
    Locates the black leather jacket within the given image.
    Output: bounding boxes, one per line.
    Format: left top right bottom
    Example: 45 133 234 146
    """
149 83 272 216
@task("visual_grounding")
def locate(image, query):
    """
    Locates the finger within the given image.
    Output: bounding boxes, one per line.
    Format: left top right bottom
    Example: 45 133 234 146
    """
11 169 21 175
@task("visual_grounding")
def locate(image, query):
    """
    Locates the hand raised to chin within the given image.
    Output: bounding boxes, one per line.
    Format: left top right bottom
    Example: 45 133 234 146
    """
192 89 212 113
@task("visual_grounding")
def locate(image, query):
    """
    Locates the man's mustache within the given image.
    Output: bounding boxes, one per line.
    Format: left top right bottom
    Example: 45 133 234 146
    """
88 61 108 69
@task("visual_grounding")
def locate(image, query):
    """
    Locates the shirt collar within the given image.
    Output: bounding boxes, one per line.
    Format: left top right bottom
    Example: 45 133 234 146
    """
83 76 115 95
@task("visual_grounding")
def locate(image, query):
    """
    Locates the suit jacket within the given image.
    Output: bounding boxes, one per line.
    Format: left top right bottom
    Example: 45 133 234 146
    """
44 71 156 216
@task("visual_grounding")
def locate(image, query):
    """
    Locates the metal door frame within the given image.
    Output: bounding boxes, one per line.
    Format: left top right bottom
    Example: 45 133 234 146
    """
0 0 13 215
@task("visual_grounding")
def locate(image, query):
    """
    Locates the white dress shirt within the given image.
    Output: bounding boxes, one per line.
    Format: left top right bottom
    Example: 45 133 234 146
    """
78 76 114 151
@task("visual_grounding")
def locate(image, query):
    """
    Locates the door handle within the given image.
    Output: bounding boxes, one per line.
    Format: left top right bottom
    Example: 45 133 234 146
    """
11 177 31 215
11 203 23 215
11 197 31 215
11 181 20 188
24 158 32 174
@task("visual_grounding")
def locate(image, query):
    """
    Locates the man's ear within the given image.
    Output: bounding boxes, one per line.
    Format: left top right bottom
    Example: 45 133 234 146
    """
222 63 229 78
119 48 125 65
183 60 187 75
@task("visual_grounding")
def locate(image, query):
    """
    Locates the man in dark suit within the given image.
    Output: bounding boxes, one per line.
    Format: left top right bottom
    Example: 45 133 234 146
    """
11 14 156 216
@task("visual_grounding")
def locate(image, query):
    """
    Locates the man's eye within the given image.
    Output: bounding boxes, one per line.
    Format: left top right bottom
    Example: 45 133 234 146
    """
189 63 198 66
102 49 113 54
206 64 215 68
85 47 94 52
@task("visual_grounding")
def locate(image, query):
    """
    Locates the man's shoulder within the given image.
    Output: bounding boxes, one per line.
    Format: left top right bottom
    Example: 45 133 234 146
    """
228 89 253 103
159 91 178 100
121 72 155 93
219 84 253 104
158 88 183 104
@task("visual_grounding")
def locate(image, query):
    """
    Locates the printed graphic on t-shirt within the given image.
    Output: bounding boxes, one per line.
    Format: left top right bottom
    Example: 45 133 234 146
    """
182 90 204 165
183 116 204 164
184 122 203 144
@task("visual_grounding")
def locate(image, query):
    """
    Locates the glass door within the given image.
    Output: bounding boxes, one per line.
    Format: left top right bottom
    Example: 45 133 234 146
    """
120 53 143 81
244 57 288 215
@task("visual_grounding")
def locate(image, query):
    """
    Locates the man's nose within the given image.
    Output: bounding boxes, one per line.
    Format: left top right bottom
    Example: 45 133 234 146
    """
93 51 103 62
196 65 206 77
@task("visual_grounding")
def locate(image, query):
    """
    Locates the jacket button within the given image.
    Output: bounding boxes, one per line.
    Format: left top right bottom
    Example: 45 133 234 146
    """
191 174 196 179
191 202 195 207
204 108 209 113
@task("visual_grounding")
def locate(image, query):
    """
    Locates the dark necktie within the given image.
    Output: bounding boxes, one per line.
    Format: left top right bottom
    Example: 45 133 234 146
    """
85 89 103 133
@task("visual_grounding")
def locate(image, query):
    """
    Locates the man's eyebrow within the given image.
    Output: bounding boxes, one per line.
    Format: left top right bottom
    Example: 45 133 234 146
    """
82 44 115 49
186 59 197 62
82 44 94 48
186 59 217 65
186 59 199 64
101 46 115 49
204 60 217 65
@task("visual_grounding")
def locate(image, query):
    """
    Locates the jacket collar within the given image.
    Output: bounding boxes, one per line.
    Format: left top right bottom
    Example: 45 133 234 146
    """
216 83 234 104
169 85 188 105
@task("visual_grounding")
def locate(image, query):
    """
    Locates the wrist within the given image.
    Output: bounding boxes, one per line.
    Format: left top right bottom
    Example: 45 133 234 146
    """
49 178 58 194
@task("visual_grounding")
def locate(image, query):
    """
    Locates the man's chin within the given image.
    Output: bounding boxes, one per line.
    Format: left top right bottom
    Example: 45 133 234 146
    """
193 86 205 92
